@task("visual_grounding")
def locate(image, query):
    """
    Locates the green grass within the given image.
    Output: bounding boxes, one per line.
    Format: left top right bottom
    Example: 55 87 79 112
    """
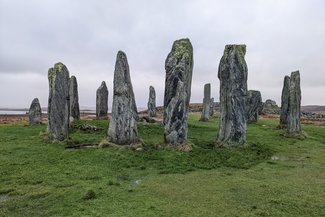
0 114 324 216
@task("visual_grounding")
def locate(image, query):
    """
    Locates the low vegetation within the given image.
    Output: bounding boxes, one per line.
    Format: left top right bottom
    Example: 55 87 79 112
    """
0 114 324 216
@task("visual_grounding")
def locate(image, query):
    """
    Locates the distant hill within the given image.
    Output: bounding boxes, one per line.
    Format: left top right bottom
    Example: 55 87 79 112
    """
301 105 325 114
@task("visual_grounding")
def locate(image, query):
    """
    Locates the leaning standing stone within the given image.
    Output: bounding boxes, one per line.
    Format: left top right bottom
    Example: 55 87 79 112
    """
209 97 215 116
287 71 302 135
29 98 42 125
69 76 80 120
279 76 290 128
96 81 108 119
107 51 139 145
147 86 156 117
200 83 211 121
163 38 193 145
48 63 70 141
246 90 262 123
217 44 248 146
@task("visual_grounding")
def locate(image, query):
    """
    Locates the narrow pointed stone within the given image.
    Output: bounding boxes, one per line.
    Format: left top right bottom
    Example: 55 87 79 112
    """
48 63 70 141
29 98 42 125
200 83 211 121
279 76 290 128
209 97 215 116
69 76 80 120
96 81 108 119
287 71 302 135
246 90 262 123
217 44 248 146
163 38 193 145
147 86 156 117
108 51 139 145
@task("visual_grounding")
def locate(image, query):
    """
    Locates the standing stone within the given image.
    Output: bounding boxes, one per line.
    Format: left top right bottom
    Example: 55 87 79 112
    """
217 44 248 146
209 97 215 116
69 76 80 120
29 98 42 125
246 90 263 123
147 86 156 117
107 51 139 145
163 38 193 145
96 81 108 119
200 83 211 121
279 76 291 128
287 71 302 135
48 63 70 141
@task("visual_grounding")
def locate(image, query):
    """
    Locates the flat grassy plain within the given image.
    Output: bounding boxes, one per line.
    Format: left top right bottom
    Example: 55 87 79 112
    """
0 114 324 217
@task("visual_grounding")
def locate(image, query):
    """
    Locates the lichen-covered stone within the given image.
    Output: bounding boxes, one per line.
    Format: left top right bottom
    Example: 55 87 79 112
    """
246 90 262 123
69 76 80 120
287 71 302 134
47 62 70 141
217 45 248 146
209 97 215 116
163 38 193 145
147 86 156 117
200 83 211 121
107 51 139 145
29 98 42 125
279 76 290 128
96 81 108 119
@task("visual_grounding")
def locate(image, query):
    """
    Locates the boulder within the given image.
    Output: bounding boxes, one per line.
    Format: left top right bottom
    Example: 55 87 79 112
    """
29 98 42 124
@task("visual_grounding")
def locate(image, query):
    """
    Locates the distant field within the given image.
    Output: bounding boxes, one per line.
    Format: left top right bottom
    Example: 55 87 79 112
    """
301 105 325 114
0 114 324 216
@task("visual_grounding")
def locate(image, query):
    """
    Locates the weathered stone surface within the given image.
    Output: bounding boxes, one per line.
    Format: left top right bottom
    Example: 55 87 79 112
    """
287 71 301 134
69 76 80 120
163 38 193 145
147 86 156 117
29 98 42 125
96 81 108 118
279 76 290 128
265 99 277 107
246 90 262 123
217 44 247 146
209 97 215 116
48 63 70 141
200 83 211 121
107 51 139 145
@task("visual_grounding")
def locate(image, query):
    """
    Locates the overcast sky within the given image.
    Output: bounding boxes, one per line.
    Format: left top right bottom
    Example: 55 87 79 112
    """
0 0 324 108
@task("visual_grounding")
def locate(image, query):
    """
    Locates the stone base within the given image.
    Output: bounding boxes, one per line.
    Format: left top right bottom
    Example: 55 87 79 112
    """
282 131 307 140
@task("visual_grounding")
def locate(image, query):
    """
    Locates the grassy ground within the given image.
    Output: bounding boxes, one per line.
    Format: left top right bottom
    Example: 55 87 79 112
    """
0 114 324 217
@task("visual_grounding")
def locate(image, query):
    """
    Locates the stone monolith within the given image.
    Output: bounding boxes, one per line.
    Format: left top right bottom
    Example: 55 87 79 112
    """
96 81 108 119
246 90 262 123
279 76 290 128
209 98 215 116
287 71 302 135
217 44 248 146
200 83 211 121
148 86 156 117
107 51 139 145
69 76 80 120
163 38 193 145
29 98 42 125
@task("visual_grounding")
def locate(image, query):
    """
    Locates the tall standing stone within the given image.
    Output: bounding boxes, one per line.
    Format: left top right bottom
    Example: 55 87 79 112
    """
96 81 108 119
29 98 42 125
163 38 193 145
217 45 248 146
147 86 156 117
200 83 211 121
108 51 139 145
279 76 290 128
48 63 70 141
246 90 262 123
287 71 301 135
209 97 215 116
69 76 80 120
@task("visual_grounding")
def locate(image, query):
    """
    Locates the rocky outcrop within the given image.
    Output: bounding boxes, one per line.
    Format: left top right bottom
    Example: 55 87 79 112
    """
96 81 108 119
287 71 302 134
47 63 70 141
29 98 42 125
163 38 193 145
200 83 211 121
69 76 80 120
217 44 248 146
209 97 215 116
147 86 156 117
265 99 277 107
279 76 290 128
246 90 262 123
107 51 139 145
